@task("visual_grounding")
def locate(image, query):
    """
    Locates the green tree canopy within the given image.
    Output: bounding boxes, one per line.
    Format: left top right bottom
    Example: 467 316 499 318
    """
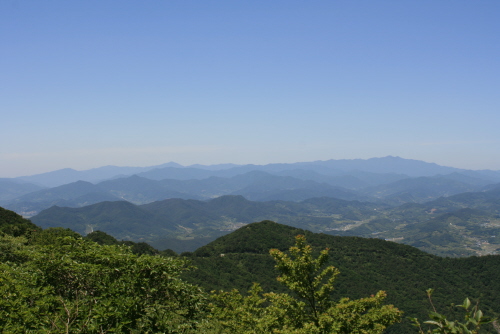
207 235 402 333
0 234 207 333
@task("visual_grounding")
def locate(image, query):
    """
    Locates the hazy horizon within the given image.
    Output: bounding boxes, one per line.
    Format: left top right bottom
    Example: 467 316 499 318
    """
2 1 500 177
3 155 500 179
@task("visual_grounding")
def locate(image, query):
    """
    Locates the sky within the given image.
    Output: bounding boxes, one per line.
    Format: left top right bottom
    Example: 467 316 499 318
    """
1 0 500 177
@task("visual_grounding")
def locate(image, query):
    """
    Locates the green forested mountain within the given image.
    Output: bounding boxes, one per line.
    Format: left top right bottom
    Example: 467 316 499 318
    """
183 221 500 333
0 205 41 236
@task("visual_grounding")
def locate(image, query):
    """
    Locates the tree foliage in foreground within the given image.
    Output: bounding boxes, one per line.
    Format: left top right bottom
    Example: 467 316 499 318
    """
1 207 498 333
411 289 498 334
206 235 403 333
0 234 206 333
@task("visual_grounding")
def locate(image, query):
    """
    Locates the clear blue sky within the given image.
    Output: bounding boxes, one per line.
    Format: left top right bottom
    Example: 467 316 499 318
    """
2 0 499 177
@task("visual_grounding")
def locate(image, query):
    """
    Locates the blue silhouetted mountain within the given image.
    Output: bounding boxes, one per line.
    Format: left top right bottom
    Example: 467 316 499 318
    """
5 172 372 216
361 176 482 205
97 175 202 203
14 162 184 187
228 171 367 202
13 157 500 189
4 181 121 216
0 178 45 203
6 157 500 221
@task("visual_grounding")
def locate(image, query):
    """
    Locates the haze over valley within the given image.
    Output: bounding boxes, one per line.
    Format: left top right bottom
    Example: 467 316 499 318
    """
2 156 500 257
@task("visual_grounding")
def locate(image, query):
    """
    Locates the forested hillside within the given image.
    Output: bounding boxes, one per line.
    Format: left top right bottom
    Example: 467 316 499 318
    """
184 221 500 333
1 206 499 333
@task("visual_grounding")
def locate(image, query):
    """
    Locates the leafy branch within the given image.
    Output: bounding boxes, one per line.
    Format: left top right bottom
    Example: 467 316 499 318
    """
411 288 497 334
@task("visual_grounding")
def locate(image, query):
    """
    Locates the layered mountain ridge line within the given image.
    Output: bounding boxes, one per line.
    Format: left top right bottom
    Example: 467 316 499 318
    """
30 182 500 256
7 156 500 188
3 156 500 257
3 169 499 218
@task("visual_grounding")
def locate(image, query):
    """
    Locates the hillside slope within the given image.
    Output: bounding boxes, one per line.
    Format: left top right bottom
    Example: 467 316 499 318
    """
184 221 500 333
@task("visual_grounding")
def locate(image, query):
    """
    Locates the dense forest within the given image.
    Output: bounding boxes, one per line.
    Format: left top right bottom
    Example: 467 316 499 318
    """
1 206 499 333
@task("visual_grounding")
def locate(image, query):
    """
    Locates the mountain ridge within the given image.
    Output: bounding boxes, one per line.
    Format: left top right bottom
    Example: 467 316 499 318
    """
5 156 500 218
30 185 500 257
10 156 500 188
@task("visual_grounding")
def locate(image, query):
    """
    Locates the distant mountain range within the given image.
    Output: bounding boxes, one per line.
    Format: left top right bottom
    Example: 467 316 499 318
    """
9 156 500 188
3 156 500 257
0 178 45 202
3 157 500 217
3 170 493 217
